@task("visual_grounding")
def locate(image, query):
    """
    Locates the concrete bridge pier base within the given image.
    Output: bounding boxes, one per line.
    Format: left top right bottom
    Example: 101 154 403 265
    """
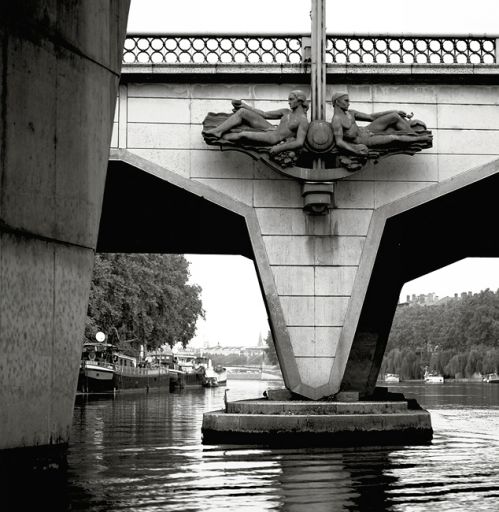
202 393 432 446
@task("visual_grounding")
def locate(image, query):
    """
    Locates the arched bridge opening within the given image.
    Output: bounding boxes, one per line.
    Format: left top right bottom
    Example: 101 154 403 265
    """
98 150 297 391
99 159 253 257
341 160 499 396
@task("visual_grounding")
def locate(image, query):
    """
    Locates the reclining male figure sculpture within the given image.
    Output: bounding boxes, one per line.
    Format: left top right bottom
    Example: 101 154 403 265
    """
330 92 432 157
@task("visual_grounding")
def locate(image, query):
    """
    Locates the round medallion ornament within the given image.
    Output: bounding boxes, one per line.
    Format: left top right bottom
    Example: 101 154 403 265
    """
305 120 335 153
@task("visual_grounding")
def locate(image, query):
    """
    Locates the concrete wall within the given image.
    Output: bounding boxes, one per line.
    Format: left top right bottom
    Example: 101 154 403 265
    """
112 80 499 398
0 2 129 453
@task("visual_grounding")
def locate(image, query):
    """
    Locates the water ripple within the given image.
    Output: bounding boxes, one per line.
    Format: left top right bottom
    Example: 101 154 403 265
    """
52 381 499 511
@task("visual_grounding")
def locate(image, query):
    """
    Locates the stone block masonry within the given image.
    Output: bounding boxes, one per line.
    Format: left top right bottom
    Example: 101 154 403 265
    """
114 73 499 399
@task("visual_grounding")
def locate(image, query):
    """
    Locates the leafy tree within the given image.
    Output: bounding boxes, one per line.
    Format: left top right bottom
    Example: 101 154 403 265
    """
85 254 204 351
444 353 467 378
482 348 499 374
465 349 482 377
383 288 499 379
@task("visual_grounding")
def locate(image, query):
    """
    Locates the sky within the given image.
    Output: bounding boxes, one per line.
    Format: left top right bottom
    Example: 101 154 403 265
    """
127 0 499 35
127 0 499 348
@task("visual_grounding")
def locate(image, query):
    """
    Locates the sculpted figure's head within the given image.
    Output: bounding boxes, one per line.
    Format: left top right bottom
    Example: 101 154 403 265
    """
289 89 309 111
331 92 349 108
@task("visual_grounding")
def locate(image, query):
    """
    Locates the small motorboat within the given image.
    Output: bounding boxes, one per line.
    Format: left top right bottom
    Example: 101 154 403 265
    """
202 375 219 388
384 373 400 383
77 342 116 393
200 359 221 387
424 370 444 383
213 364 227 385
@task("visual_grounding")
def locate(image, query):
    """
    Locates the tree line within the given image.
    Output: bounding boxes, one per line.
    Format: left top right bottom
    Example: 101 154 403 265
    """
381 289 499 379
85 254 204 354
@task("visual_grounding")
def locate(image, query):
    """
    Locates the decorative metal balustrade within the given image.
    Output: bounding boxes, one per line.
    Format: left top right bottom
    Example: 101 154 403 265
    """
123 34 498 66
123 35 304 64
326 36 496 64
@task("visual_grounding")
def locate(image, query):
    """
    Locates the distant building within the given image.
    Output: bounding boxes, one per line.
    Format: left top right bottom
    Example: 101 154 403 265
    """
404 292 440 306
257 331 264 347
244 346 266 357
205 344 243 356
192 333 267 358
203 345 265 357
403 290 476 307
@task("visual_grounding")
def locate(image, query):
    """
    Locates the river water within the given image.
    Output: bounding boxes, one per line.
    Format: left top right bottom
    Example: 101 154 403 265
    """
10 381 499 511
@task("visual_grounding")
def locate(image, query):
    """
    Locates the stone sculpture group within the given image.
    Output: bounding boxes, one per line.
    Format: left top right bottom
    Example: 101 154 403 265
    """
202 91 433 173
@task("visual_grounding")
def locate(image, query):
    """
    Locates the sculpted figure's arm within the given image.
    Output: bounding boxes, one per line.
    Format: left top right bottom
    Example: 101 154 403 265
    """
372 109 408 119
233 100 288 120
332 116 368 156
269 118 309 155
351 109 409 122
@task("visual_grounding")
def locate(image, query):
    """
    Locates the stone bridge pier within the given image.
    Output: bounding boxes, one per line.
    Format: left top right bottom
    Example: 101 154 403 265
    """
0 2 129 464
111 36 499 402
111 34 499 440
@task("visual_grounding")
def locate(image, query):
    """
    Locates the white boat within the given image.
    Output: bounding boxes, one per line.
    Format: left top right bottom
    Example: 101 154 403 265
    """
198 359 228 387
78 342 172 393
483 372 499 383
213 364 227 385
173 353 205 386
77 342 116 393
201 359 220 387
424 370 444 383
173 353 226 387
383 373 400 383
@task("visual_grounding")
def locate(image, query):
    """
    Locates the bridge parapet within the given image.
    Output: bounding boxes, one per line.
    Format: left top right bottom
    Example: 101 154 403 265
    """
123 33 498 66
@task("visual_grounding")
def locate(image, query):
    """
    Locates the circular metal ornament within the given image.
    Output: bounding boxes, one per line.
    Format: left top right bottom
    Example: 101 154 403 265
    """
305 120 335 153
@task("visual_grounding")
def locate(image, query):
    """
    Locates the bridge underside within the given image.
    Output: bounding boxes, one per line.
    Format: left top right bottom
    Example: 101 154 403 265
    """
99 160 253 258
343 165 499 396
103 154 499 400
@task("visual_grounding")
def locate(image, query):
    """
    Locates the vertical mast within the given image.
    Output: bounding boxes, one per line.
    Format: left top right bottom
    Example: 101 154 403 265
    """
310 0 326 171
310 0 326 123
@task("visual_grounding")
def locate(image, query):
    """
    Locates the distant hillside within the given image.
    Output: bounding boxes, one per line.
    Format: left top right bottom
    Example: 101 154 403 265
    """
381 289 499 379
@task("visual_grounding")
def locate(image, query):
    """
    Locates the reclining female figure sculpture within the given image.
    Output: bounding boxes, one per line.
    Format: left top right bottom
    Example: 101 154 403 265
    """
203 89 309 156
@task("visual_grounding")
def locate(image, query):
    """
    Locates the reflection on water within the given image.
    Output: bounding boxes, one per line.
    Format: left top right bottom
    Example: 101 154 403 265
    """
5 382 499 511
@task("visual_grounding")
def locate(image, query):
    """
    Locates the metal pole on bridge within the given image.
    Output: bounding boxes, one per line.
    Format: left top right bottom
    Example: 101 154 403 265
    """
302 0 335 212
310 0 326 125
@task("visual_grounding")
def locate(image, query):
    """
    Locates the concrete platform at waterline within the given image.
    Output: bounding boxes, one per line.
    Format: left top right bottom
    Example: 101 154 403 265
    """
202 393 433 446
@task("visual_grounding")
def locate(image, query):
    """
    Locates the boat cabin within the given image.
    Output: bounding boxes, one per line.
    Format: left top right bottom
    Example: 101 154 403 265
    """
82 342 114 364
113 353 137 368
145 352 177 369
174 354 212 373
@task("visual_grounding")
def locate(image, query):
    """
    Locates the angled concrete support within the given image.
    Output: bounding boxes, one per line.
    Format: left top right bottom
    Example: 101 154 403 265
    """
336 158 499 397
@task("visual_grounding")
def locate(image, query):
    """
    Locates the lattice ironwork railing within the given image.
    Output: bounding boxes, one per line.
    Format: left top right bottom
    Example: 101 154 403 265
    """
326 36 496 64
123 35 304 64
123 34 498 66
